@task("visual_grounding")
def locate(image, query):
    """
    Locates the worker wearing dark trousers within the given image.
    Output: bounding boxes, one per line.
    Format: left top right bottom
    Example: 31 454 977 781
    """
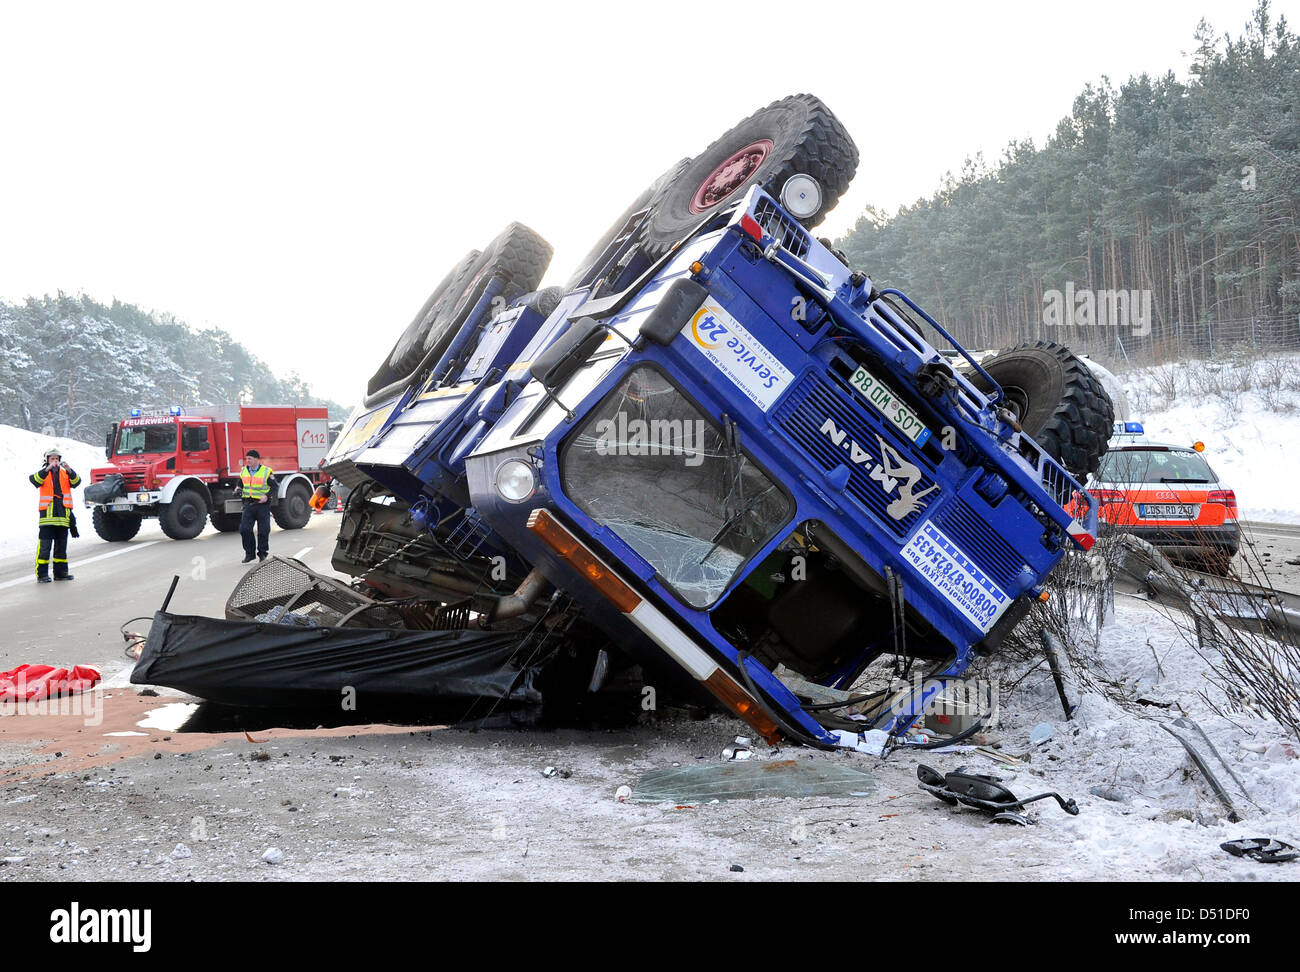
31 447 81 583
238 449 277 564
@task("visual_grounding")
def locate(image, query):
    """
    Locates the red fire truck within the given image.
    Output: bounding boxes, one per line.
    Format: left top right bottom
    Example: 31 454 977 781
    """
85 405 330 541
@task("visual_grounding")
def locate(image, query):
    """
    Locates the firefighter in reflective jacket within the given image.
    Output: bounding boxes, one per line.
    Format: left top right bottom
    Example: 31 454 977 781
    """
238 449 277 564
31 446 81 583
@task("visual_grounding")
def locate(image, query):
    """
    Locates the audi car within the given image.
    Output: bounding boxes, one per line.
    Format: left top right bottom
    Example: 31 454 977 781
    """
1089 424 1239 572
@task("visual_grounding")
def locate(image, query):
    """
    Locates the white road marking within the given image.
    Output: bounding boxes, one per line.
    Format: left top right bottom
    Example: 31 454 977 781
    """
0 541 161 591
292 546 313 560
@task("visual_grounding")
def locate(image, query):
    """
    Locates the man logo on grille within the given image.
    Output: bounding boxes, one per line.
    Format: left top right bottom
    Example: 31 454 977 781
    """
819 418 940 520
876 434 939 520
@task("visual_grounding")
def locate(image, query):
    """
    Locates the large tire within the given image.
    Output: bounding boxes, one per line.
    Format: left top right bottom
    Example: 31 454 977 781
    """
642 94 858 258
91 507 142 542
970 341 1115 479
363 224 553 407
524 286 564 319
367 250 481 400
209 509 241 532
159 488 208 540
272 481 313 530
563 158 692 292
419 222 553 362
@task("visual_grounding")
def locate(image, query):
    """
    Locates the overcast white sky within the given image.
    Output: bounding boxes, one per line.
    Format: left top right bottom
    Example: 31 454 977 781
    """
1 0 1291 404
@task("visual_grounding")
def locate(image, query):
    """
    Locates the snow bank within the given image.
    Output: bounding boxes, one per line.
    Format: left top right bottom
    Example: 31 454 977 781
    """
1122 355 1300 523
974 595 1300 880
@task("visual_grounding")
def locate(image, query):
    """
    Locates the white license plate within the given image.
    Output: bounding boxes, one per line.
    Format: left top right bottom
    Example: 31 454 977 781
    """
1140 503 1198 520
847 366 932 445
110 504 133 512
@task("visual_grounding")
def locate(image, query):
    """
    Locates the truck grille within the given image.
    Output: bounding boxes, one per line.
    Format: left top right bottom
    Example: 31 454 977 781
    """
934 500 1024 591
775 374 938 537
753 197 811 260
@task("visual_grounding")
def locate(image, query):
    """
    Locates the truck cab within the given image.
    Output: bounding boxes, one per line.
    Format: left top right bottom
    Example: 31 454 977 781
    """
325 183 1102 747
455 187 1098 744
98 414 218 498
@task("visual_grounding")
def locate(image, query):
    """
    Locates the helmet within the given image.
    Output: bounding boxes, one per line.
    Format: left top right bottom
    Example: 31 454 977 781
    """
43 446 62 460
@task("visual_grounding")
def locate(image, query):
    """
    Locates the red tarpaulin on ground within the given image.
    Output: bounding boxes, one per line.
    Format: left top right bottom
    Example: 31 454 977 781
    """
0 664 102 702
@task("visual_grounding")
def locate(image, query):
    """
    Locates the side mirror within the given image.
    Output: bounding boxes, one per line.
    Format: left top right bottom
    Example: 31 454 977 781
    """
529 317 609 392
105 423 118 460
638 278 708 346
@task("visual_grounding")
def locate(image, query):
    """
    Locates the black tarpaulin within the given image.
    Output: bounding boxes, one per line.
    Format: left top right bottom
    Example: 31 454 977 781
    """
131 612 541 708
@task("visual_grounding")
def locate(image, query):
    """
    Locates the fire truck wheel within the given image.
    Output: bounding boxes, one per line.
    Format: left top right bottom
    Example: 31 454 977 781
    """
368 249 482 400
272 481 313 530
563 157 691 292
209 509 242 532
159 488 209 541
970 341 1116 479
642 94 859 258
91 507 143 542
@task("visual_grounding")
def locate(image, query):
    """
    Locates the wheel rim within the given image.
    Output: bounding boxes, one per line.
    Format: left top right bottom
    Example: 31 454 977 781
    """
689 140 773 214
178 503 200 527
1000 384 1032 424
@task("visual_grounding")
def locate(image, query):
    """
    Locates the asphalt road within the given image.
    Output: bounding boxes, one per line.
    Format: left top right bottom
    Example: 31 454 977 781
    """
1237 520 1300 591
0 513 344 677
4 514 1299 681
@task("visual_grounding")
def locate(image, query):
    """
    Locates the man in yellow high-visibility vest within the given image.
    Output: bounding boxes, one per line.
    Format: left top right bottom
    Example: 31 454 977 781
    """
30 447 81 583
238 449 277 564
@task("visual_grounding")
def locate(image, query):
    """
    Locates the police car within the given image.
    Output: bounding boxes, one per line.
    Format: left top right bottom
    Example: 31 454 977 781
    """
1088 422 1239 572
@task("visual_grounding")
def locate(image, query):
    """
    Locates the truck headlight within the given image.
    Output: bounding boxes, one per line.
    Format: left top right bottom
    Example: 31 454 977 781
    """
494 460 536 503
780 173 822 219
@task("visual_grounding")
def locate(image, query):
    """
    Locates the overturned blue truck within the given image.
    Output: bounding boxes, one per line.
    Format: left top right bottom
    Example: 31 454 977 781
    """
136 95 1113 747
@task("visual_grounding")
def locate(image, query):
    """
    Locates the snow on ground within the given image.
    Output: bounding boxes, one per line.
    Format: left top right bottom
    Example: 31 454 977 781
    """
1122 354 1300 523
958 593 1300 879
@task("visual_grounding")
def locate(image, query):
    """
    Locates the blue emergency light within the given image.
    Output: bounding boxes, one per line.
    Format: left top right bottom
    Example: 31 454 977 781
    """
170 405 183 416
1124 422 1144 434
130 408 141 417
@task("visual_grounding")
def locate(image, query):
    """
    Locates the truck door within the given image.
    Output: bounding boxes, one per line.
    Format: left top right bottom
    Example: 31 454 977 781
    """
181 424 218 479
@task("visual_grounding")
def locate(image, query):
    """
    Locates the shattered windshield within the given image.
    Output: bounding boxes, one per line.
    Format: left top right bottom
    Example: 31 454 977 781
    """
1097 448 1216 485
561 366 791 608
115 423 178 456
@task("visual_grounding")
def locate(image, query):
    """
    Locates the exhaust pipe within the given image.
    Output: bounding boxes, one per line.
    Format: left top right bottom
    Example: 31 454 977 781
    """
482 567 549 625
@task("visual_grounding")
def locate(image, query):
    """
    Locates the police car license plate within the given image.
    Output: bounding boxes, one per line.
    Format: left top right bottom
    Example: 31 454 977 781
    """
1139 503 1197 519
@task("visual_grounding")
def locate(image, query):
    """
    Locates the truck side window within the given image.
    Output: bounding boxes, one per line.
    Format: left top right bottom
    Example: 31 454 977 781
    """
182 426 210 452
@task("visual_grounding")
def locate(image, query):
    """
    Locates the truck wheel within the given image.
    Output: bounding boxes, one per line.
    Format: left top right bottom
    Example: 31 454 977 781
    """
367 250 481 399
419 223 553 363
563 158 692 292
363 224 554 407
159 488 209 540
641 94 859 258
525 286 564 319
272 481 313 530
969 341 1115 479
91 507 142 542
209 509 242 532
